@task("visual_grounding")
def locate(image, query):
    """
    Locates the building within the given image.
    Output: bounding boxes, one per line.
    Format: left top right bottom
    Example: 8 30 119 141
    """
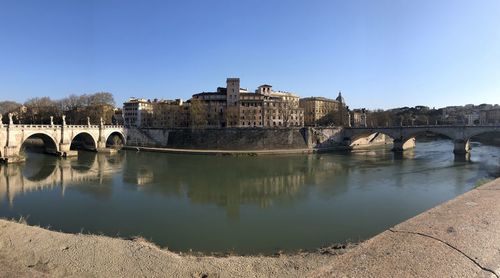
112 109 124 125
299 92 346 126
151 99 189 128
123 98 153 127
351 109 367 127
191 78 304 128
480 107 500 124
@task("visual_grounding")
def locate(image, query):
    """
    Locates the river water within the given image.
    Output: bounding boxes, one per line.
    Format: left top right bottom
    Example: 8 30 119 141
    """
1 139 499 254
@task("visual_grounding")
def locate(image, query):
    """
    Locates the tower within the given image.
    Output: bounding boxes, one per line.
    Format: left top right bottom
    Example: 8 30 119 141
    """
226 78 240 127
226 78 240 106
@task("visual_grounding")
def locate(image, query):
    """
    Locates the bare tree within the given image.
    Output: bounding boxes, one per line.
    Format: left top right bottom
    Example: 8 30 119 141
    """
189 98 208 128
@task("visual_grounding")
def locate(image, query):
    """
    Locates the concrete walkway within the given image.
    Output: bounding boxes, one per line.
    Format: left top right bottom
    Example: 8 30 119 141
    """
308 178 500 277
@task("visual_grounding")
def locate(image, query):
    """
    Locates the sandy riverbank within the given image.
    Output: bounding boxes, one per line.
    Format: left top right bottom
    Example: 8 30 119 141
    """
0 219 350 277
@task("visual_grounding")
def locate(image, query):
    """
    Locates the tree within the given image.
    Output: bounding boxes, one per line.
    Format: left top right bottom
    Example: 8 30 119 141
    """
222 103 238 128
0 101 22 123
23 97 58 124
189 98 208 128
88 92 115 106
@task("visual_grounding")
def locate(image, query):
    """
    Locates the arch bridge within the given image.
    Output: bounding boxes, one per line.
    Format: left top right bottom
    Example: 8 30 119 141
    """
0 117 126 163
342 125 500 154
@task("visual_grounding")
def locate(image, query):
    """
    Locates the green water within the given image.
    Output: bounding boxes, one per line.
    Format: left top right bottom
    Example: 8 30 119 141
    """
0 140 499 254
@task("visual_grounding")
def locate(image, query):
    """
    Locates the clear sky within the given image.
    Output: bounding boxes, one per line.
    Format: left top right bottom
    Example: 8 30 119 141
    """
0 0 499 109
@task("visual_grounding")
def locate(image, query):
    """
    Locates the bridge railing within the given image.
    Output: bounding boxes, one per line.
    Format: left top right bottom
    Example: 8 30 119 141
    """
0 124 124 129
347 124 500 129
10 124 56 129
66 125 101 128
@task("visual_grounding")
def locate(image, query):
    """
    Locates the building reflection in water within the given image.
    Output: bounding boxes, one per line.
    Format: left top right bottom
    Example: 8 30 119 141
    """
1 149 395 217
123 152 350 218
0 151 125 205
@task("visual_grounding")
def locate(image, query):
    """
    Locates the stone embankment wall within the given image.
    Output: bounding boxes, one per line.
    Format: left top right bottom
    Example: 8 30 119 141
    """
126 127 330 150
125 127 389 151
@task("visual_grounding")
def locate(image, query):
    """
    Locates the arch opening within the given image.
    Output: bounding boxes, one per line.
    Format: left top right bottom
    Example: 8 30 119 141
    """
71 132 97 151
467 131 500 174
106 132 125 149
398 131 455 154
401 130 453 147
349 132 394 149
402 130 454 145
20 133 59 156
469 131 500 147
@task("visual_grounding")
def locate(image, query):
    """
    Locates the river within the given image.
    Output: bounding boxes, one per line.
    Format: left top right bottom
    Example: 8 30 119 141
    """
1 139 499 254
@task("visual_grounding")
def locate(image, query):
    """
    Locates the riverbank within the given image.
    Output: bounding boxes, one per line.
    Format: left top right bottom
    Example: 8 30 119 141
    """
122 145 341 155
1 178 500 277
0 219 350 277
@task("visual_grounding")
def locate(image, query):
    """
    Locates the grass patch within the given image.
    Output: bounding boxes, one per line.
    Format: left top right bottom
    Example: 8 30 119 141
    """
473 178 494 188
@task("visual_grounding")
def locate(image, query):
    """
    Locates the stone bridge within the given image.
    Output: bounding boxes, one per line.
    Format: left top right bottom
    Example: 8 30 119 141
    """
342 125 500 154
0 115 126 163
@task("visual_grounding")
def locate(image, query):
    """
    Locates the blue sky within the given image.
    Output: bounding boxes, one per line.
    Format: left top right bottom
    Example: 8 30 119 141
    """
0 0 499 109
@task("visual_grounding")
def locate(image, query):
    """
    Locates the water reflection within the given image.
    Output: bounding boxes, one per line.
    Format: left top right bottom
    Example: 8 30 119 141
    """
122 153 350 218
0 152 123 205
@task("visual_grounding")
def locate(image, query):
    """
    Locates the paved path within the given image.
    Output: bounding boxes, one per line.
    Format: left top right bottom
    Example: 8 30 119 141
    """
309 178 500 277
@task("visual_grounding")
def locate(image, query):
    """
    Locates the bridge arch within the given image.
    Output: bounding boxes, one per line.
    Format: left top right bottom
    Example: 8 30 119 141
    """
70 132 97 151
466 128 500 142
20 132 59 156
105 131 126 148
401 130 455 146
349 131 395 148
468 130 500 148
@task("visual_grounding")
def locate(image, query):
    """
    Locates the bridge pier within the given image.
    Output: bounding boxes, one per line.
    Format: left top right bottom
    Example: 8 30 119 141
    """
59 143 78 157
2 146 25 163
453 139 470 154
96 141 116 153
392 138 416 152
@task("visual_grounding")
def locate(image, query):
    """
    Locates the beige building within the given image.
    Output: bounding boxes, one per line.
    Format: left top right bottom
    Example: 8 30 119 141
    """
192 78 304 128
152 99 189 128
299 93 346 126
125 78 306 129
123 98 153 127
480 108 500 124
351 109 367 127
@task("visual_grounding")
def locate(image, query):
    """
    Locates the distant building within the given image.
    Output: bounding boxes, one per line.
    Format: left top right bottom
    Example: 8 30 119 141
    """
152 99 189 128
112 108 124 125
351 109 367 127
480 108 500 124
123 98 153 127
465 111 480 125
299 92 347 126
191 78 304 128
